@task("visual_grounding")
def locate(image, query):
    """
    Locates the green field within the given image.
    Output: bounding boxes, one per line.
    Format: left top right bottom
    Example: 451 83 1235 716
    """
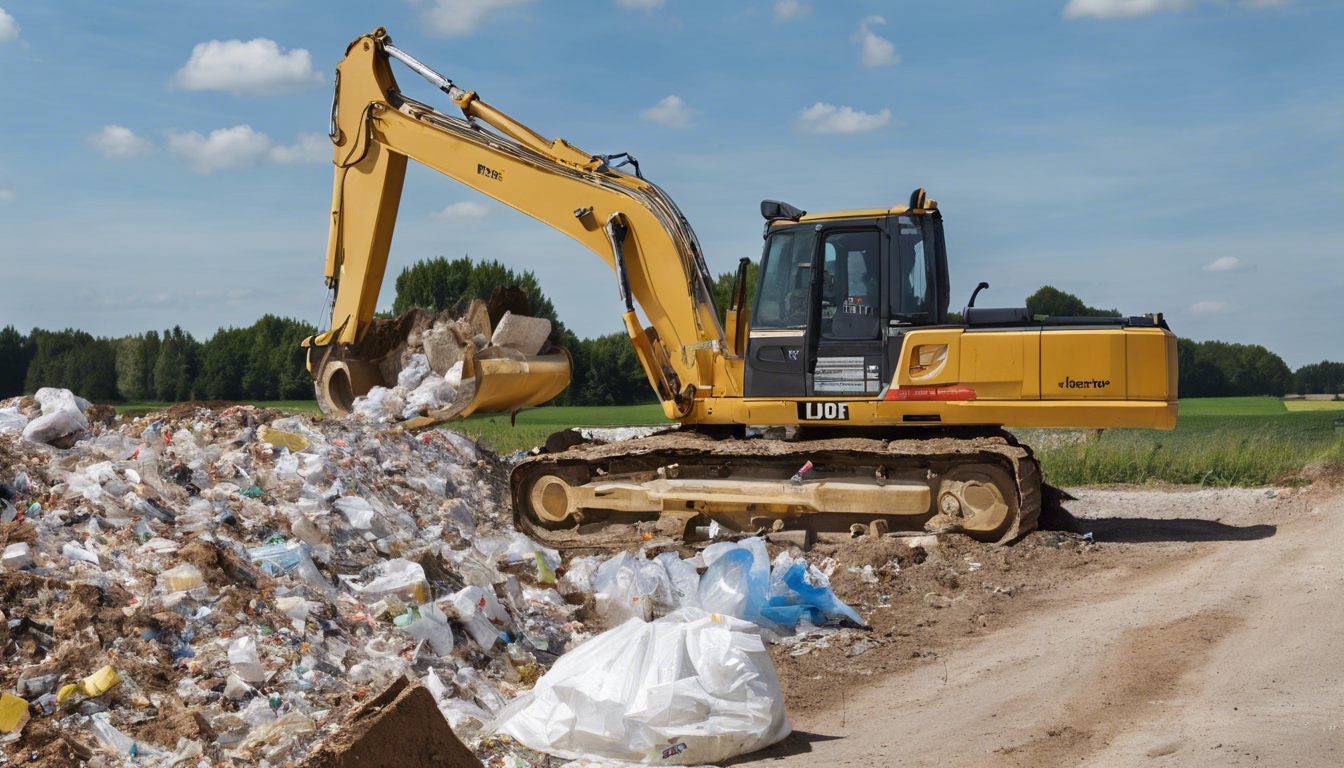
452 404 671 454
1027 397 1344 487
1175 396 1287 416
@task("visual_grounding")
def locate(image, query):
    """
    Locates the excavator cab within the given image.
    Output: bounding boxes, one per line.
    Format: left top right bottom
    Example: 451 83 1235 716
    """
745 192 950 400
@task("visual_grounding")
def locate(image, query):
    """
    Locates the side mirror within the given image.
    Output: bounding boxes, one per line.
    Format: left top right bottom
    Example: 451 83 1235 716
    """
967 282 989 308
760 200 806 222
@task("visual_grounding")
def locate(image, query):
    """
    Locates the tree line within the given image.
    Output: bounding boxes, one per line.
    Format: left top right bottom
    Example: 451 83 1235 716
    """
0 267 1336 406
1022 286 1305 398
0 318 319 403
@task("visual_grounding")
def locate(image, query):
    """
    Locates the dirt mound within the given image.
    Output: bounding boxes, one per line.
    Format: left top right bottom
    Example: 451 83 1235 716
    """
299 677 481 768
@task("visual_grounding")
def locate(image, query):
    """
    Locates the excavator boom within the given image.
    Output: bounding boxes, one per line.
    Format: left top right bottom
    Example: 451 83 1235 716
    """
305 29 722 423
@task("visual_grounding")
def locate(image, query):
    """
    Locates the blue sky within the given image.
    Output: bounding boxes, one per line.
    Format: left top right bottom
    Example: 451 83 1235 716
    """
0 0 1339 367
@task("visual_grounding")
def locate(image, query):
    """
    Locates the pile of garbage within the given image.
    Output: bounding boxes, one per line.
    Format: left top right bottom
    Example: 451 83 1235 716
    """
0 388 868 767
0 390 582 767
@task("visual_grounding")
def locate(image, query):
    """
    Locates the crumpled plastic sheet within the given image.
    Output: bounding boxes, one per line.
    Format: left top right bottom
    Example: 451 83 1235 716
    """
492 608 791 765
583 539 864 633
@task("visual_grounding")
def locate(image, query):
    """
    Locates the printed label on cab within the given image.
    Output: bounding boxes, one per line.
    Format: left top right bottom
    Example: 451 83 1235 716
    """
797 401 850 421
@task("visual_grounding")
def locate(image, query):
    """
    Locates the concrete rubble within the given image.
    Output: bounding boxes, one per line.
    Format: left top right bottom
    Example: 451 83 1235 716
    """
0 389 869 767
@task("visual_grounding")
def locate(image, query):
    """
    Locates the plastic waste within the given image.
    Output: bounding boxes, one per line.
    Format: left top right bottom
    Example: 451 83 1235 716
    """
248 541 336 595
762 563 865 627
403 602 455 655
89 712 165 759
493 609 791 765
0 693 29 734
22 405 88 445
223 675 253 701
452 586 509 649
592 551 675 623
397 353 432 390
228 635 267 684
158 563 205 593
34 387 92 414
62 541 100 567
260 426 309 452
0 407 25 435
402 374 457 419
332 496 378 531
57 665 120 705
345 558 429 603
698 539 772 627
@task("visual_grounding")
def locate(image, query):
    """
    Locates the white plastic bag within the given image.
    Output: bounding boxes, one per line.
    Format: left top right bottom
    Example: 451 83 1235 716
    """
593 551 674 623
396 353 432 390
493 609 791 764
22 406 87 445
697 538 772 627
34 387 92 415
402 375 457 419
227 635 267 684
344 558 428 603
0 407 26 435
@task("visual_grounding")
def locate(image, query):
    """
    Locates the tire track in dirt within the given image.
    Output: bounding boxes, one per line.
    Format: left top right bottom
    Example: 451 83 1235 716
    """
742 485 1344 767
994 610 1243 766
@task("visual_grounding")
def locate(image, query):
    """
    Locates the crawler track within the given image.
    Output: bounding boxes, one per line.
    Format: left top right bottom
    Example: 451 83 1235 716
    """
510 429 1041 550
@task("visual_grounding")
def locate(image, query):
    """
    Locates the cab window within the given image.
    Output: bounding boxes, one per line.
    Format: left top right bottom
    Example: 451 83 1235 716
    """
892 217 932 320
820 230 881 340
753 229 814 330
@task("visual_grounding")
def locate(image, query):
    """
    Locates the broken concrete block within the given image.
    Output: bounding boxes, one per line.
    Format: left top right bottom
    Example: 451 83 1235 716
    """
423 324 467 376
3 542 32 569
298 676 482 768
491 312 551 356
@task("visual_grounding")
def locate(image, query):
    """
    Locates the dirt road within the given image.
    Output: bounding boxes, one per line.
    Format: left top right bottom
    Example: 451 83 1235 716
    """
745 485 1344 767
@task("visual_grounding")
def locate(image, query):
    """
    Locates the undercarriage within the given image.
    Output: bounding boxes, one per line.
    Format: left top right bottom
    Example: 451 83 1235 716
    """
509 427 1042 550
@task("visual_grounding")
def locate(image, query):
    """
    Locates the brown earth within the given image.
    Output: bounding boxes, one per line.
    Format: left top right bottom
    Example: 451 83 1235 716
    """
298 676 481 768
737 483 1344 767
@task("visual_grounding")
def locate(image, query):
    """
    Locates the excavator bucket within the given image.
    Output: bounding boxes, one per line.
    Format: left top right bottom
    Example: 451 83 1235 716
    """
403 348 572 429
310 294 572 428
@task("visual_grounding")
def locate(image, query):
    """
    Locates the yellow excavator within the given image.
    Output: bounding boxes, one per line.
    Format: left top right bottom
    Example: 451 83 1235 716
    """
304 29 1178 547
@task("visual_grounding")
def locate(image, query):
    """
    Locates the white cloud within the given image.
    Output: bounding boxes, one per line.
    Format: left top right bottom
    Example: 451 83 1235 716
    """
167 125 273 173
1188 300 1230 314
796 102 892 135
1063 0 1290 19
774 1 810 22
170 39 323 95
269 133 329 164
88 125 152 159
639 95 700 128
434 201 491 220
416 0 538 36
1203 256 1240 272
0 188 14 202
0 8 19 42
615 0 664 8
853 15 898 68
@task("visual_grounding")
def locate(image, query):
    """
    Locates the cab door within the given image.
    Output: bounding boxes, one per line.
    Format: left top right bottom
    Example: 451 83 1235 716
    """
807 225 888 398
745 227 815 397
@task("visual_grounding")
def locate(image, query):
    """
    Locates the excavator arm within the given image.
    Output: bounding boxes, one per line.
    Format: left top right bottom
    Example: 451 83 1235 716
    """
306 29 732 420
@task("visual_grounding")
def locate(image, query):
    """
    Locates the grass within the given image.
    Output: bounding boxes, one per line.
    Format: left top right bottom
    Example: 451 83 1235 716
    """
1028 398 1344 487
114 400 323 417
1175 396 1286 416
451 403 671 454
1283 400 1344 411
